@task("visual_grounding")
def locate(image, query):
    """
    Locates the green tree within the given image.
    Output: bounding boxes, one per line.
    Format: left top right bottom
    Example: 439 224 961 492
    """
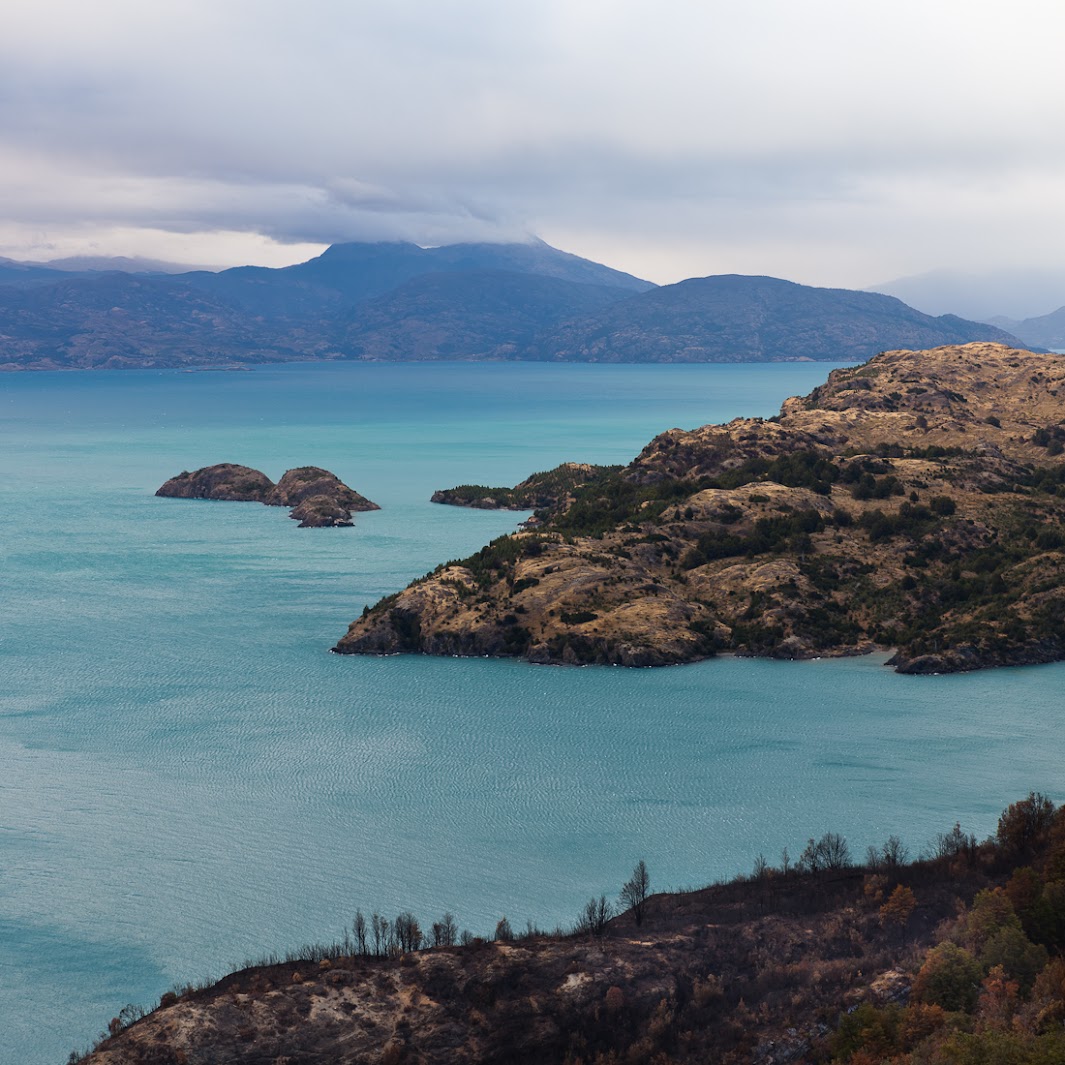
912 942 984 1012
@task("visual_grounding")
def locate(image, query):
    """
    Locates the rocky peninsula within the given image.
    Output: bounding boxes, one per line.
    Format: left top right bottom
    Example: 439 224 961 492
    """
337 343 1065 673
157 464 379 527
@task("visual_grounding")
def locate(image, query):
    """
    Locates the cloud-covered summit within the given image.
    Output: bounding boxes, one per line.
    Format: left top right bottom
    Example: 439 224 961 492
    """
3 0 1065 289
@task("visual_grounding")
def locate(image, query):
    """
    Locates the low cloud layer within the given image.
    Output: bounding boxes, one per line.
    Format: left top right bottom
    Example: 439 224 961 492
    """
3 0 1065 287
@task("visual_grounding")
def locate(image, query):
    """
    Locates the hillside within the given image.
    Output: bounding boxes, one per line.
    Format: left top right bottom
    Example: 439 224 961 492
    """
338 343 1065 674
80 794 1065 1065
0 274 309 370
336 271 632 359
519 275 1025 363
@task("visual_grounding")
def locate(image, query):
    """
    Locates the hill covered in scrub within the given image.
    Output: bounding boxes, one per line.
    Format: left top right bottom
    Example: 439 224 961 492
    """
337 343 1065 674
80 793 1065 1065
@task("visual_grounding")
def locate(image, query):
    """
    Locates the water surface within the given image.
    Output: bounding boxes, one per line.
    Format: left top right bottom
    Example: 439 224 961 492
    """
1 362 1060 1063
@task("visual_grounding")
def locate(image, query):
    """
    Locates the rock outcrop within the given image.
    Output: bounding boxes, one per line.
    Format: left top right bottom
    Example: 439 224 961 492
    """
157 464 379 527
155 463 274 502
337 344 1065 672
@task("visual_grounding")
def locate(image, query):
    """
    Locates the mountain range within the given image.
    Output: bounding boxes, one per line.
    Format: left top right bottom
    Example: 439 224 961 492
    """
0 240 1030 370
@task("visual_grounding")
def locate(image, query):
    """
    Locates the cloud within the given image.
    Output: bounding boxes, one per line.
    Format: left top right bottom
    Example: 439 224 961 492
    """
2 0 1065 284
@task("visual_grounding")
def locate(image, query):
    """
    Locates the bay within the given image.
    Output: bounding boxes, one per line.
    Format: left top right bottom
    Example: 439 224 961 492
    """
1 361 1061 1064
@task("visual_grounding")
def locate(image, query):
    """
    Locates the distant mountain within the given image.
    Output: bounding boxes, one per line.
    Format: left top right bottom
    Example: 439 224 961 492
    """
0 274 309 370
518 275 1028 363
0 246 1032 371
0 254 207 285
0 240 655 369
869 267 1065 321
180 239 653 320
39 254 204 274
0 257 73 285
987 306 1065 350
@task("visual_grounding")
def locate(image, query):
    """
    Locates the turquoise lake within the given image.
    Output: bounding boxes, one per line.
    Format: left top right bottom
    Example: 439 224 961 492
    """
2 361 1062 1063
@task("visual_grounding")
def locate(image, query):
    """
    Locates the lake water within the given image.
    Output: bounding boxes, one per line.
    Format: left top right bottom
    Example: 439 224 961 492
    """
2 361 1062 1064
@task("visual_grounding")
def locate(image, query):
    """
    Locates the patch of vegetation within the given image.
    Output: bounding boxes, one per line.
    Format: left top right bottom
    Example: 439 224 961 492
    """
548 450 841 538
1033 425 1065 455
682 509 826 569
859 502 940 541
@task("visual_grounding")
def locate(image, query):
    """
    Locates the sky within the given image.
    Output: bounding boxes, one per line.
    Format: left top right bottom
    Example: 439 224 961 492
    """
3 0 1065 291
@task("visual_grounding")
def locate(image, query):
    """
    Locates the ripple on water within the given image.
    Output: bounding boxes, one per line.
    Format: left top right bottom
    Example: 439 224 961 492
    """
2 362 1063 1065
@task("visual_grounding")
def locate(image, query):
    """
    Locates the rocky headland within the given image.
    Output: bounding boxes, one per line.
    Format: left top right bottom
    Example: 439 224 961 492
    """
157 464 379 527
337 343 1065 673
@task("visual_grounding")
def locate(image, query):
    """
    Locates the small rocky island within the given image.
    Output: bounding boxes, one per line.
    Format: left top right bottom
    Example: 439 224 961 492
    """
157 464 379 527
338 343 1065 673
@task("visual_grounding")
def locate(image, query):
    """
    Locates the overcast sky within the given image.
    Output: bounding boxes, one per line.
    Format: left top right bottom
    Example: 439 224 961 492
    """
3 0 1064 288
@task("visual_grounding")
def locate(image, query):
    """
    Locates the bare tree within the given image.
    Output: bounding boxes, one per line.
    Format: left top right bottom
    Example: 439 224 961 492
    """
575 894 612 936
431 912 457 948
394 912 422 953
929 822 977 861
799 832 851 872
620 860 650 926
372 913 394 956
353 910 368 955
881 835 909 868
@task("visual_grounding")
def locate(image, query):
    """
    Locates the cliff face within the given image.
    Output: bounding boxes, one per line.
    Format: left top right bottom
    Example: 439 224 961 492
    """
337 344 1065 673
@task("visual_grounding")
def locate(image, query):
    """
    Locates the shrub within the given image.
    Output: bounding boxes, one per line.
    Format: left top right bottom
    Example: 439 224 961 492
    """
912 942 983 1012
879 885 917 927
997 793 1055 856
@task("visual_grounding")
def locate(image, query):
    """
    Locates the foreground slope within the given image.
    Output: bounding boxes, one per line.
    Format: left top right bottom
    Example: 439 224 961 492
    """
338 343 1065 674
82 796 1065 1065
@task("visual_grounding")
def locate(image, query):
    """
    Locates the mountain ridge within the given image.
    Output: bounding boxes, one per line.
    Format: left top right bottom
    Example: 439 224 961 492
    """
0 241 1034 370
